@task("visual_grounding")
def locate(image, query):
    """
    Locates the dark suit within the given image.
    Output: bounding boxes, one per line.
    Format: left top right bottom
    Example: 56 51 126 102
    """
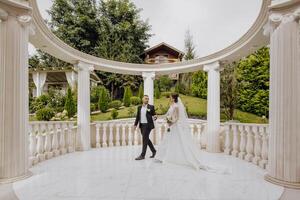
134 104 156 157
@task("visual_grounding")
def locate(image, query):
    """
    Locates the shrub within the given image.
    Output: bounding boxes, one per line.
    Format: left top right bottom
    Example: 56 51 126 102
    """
154 85 161 99
90 103 97 112
127 107 135 117
36 107 55 121
98 87 110 113
123 87 132 107
111 109 119 119
108 100 122 110
64 87 76 118
157 75 173 92
138 84 144 100
130 96 141 105
90 86 102 103
161 92 171 98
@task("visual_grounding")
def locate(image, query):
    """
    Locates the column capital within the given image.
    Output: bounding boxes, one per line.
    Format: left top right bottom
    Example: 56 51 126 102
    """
203 61 220 72
142 71 155 80
75 61 94 72
0 8 8 22
264 2 300 36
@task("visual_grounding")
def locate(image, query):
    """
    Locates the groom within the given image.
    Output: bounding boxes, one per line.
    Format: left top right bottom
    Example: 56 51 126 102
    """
134 95 157 160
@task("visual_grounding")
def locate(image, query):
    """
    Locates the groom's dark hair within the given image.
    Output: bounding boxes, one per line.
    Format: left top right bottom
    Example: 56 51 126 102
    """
171 93 179 103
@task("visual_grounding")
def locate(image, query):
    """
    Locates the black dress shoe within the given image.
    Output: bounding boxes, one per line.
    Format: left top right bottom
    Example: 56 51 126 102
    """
135 156 145 160
150 151 156 158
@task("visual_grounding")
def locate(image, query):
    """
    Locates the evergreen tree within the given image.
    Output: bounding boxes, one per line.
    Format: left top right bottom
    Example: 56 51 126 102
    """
191 71 207 99
236 47 269 117
221 62 238 120
179 30 197 94
64 87 76 118
138 84 144 100
154 84 161 99
98 87 110 113
123 86 132 107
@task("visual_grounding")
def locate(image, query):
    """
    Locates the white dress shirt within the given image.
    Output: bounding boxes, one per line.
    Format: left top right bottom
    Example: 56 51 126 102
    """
140 105 148 123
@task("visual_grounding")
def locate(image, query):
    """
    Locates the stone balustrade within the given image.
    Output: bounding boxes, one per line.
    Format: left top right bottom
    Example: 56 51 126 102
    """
92 118 207 149
28 121 77 166
222 122 269 169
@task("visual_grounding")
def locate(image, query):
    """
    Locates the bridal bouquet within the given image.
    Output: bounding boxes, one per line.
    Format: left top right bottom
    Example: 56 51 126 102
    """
166 116 172 132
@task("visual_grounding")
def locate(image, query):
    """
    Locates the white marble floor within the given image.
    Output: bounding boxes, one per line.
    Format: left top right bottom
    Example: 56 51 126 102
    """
12 146 283 200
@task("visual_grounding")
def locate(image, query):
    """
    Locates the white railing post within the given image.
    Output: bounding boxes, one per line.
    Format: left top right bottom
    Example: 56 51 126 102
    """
59 123 67 154
224 124 231 155
29 125 37 166
252 126 262 165
121 123 126 146
102 123 108 147
231 125 239 157
109 123 114 147
44 124 53 159
95 124 101 148
245 126 254 162
67 123 75 153
238 125 246 160
115 124 121 146
52 124 60 157
36 124 45 162
259 126 269 169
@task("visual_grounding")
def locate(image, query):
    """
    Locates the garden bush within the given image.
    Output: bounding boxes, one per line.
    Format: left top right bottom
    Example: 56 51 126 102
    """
98 87 110 113
130 96 141 105
64 87 76 118
111 109 119 119
36 107 55 121
123 87 132 107
154 85 161 99
108 100 122 110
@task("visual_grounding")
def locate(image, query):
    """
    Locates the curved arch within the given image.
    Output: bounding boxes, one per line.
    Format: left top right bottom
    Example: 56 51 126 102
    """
29 0 270 75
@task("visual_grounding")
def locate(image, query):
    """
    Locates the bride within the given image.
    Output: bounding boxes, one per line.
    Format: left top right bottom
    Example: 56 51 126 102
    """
155 93 226 173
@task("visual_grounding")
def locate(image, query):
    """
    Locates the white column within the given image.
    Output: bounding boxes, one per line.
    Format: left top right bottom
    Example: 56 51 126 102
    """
0 1 33 183
264 3 300 189
203 61 221 153
76 61 94 151
142 72 155 105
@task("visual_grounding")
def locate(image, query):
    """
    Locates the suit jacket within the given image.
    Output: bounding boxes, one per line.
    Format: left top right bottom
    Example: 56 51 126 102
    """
134 104 156 130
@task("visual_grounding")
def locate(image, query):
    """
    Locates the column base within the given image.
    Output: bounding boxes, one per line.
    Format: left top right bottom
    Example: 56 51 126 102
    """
265 174 300 189
0 172 32 184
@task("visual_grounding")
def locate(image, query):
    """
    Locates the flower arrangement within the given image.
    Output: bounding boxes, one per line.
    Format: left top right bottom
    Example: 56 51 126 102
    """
166 116 172 132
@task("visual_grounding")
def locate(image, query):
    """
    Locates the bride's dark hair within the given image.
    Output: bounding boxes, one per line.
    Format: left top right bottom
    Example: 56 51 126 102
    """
171 93 179 103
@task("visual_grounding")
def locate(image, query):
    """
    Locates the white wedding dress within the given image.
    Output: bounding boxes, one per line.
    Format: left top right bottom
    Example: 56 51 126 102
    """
156 98 227 173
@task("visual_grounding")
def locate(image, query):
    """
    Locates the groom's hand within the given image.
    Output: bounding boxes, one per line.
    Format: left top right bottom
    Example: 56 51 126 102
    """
153 115 158 121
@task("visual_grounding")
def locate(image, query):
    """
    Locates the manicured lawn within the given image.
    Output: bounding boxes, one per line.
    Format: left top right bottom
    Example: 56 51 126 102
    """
91 95 267 123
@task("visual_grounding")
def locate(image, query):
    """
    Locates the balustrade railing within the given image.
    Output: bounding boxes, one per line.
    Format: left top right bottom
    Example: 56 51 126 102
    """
28 119 269 171
92 118 207 149
28 121 76 166
222 122 269 169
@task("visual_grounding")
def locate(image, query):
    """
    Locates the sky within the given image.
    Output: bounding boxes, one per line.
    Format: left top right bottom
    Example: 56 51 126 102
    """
29 0 262 58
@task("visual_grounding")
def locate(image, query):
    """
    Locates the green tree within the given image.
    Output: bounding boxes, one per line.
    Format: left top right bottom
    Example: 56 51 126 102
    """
64 87 76 118
123 86 132 107
191 71 207 99
36 0 151 99
98 87 110 113
138 84 144 100
179 30 197 94
157 76 173 92
154 84 161 99
236 47 269 117
221 62 238 120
